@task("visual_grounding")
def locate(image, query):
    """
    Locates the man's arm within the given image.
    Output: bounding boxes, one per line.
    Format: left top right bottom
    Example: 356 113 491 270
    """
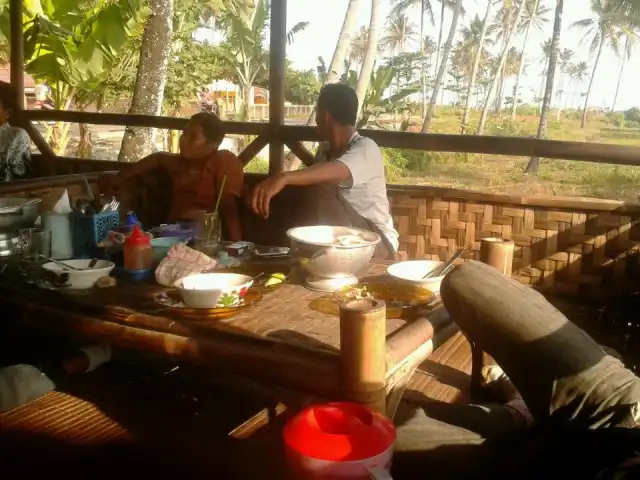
281 161 351 187
116 153 172 183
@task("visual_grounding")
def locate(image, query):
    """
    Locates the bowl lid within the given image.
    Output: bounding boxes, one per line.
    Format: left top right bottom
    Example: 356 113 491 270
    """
283 402 396 461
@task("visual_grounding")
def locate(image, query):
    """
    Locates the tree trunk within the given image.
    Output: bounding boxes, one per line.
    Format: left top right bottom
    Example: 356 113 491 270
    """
611 51 626 112
242 85 252 122
555 75 563 122
581 33 604 129
285 0 360 172
420 0 427 118
422 0 462 133
511 0 539 121
525 0 563 174
118 0 173 162
476 0 527 135
433 1 445 115
461 0 491 134
355 0 380 120
327 0 361 83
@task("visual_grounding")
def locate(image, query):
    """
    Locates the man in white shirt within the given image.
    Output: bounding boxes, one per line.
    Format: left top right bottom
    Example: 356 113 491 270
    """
249 84 399 259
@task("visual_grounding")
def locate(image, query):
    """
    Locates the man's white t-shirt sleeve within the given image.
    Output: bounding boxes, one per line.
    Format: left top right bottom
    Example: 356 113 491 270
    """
336 139 375 188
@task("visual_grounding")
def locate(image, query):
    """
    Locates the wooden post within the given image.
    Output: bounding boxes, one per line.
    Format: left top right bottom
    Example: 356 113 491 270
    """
471 237 515 397
9 0 25 111
268 0 286 175
480 237 515 276
339 298 387 415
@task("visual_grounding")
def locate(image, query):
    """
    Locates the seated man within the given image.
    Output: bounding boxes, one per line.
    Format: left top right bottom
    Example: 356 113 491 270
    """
104 113 243 241
249 84 399 260
0 82 31 182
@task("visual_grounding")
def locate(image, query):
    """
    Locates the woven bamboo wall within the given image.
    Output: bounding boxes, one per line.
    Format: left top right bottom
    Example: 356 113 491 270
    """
388 186 640 296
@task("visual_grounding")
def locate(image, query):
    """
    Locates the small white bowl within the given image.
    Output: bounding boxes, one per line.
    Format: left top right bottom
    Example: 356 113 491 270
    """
387 260 445 294
174 272 254 309
42 259 115 290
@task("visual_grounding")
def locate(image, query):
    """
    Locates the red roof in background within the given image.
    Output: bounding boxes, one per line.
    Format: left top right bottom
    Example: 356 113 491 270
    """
0 64 36 89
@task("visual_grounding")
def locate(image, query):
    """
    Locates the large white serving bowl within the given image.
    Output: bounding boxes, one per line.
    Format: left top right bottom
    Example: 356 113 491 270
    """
174 272 254 309
287 226 380 291
41 259 115 290
386 260 445 294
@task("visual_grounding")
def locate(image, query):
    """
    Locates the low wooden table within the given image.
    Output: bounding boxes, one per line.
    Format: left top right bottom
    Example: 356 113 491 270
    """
0 260 457 417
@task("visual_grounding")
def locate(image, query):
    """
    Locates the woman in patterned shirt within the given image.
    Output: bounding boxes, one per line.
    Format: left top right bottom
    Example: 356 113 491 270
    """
0 81 31 181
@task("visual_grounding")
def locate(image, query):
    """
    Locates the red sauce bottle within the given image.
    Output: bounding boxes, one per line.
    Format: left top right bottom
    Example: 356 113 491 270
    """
123 225 153 271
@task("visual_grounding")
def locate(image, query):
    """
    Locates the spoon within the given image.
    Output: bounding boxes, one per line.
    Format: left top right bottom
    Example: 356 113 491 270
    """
39 255 81 271
422 248 466 279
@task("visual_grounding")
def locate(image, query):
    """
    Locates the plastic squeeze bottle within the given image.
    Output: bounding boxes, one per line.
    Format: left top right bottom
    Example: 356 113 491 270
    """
123 225 153 271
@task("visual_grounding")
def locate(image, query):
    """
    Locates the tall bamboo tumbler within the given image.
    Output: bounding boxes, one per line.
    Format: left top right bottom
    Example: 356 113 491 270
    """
339 298 387 415
472 237 516 394
479 237 515 276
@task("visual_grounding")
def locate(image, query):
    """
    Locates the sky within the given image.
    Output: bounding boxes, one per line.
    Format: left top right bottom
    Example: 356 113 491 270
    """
283 0 639 111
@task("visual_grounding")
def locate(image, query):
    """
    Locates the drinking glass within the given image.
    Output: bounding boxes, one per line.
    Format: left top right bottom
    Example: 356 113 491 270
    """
18 228 52 283
201 212 221 244
19 228 52 261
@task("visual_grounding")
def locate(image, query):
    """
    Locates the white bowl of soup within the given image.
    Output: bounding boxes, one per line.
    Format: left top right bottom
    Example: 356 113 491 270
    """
386 260 445 294
41 259 115 290
174 272 254 309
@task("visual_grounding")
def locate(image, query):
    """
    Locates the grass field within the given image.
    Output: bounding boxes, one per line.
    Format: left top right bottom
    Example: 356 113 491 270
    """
247 106 640 202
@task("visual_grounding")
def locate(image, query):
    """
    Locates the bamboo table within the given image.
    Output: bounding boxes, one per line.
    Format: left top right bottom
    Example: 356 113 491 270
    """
0 261 457 417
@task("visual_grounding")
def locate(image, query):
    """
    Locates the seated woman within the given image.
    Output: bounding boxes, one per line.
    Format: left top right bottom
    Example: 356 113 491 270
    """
104 113 244 241
0 82 31 181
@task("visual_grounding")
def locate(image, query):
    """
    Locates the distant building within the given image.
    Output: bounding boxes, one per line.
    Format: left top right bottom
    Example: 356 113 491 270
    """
0 64 36 96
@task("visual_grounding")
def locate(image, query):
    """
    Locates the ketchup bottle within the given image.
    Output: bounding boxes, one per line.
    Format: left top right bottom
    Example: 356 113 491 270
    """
123 225 153 271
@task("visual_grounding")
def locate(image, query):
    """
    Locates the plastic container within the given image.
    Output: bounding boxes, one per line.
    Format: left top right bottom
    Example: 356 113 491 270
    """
283 402 396 479
123 225 153 271
71 211 120 257
43 212 74 259
113 266 154 282
151 237 182 264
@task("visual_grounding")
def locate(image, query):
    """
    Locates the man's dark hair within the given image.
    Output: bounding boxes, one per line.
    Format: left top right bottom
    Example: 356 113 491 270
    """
317 83 358 126
190 112 225 145
0 81 18 120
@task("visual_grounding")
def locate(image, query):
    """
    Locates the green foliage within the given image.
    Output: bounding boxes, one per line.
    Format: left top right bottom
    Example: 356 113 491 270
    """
285 66 320 105
624 107 640 123
0 0 148 108
165 42 223 114
244 155 269 173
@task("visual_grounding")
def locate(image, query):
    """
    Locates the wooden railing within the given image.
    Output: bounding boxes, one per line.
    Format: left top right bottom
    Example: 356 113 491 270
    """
20 109 640 169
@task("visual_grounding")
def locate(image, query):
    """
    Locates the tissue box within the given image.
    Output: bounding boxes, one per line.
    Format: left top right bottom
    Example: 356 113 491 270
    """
72 211 120 256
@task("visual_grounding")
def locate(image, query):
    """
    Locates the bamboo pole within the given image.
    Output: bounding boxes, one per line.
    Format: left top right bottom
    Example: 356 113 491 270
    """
480 237 515 276
9 0 24 111
339 298 387 414
268 0 286 175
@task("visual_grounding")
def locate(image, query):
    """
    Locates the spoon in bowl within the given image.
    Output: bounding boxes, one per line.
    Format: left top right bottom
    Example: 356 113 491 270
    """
422 248 466 279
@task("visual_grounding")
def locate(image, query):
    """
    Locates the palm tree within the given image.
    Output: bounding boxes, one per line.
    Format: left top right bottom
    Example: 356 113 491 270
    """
568 61 590 109
422 0 463 132
327 0 362 84
119 0 174 162
525 0 563 174
477 0 527 135
391 0 435 117
385 12 418 55
572 0 631 128
461 3 492 134
355 0 381 119
555 48 574 120
349 27 370 68
511 0 550 120
384 12 418 95
612 30 637 111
